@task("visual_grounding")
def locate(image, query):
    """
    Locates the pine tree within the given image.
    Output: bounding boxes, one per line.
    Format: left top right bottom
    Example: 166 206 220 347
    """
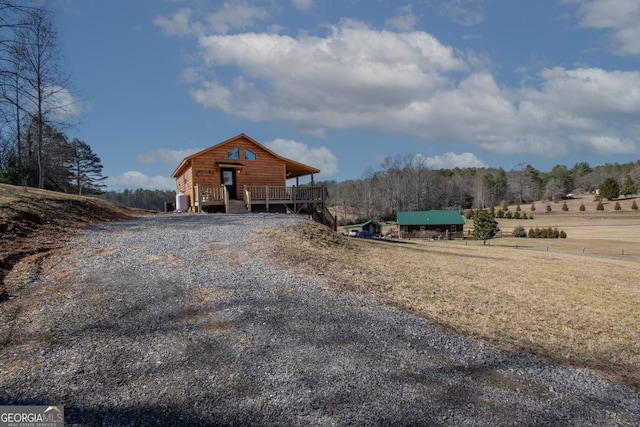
473 210 500 245
599 177 620 200
620 175 638 197
65 139 107 195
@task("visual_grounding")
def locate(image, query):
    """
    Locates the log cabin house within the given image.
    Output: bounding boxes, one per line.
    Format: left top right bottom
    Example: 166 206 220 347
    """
171 134 335 229
396 210 465 239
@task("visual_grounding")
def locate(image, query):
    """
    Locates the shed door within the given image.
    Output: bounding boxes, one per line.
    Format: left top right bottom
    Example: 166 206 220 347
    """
221 168 237 199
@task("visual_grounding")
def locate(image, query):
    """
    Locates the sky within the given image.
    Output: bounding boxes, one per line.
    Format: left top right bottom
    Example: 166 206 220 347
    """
53 0 640 191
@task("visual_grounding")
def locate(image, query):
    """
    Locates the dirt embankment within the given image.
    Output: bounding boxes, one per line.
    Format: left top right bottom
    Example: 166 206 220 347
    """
0 184 144 300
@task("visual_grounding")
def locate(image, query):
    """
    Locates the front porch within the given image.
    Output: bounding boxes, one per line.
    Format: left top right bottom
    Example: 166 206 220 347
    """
194 184 336 229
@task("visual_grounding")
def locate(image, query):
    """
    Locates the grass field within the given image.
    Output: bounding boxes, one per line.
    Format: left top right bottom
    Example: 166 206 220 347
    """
263 195 640 388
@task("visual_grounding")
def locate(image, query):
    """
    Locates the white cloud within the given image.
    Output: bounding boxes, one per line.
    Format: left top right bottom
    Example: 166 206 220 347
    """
164 12 640 162
265 138 338 178
291 0 313 12
154 1 268 36
136 148 202 167
190 20 467 130
105 171 175 191
573 0 640 55
154 8 197 36
20 85 88 120
415 152 487 169
205 0 269 34
439 0 485 26
386 5 419 31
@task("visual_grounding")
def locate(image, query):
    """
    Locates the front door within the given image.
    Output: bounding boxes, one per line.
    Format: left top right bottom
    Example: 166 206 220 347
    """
221 168 237 199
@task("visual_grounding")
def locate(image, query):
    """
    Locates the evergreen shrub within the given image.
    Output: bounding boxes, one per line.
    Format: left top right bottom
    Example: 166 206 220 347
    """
513 225 527 237
527 227 567 238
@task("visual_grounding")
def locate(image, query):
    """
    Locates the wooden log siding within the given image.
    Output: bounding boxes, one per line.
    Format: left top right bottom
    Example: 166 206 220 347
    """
172 134 322 212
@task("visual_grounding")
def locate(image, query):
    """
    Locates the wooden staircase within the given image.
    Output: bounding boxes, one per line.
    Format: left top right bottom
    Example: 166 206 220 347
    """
228 200 248 214
312 203 337 231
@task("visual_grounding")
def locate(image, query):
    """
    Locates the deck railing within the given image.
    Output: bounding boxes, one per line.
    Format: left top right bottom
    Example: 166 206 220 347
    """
195 184 325 203
194 184 228 212
244 185 324 202
195 184 226 203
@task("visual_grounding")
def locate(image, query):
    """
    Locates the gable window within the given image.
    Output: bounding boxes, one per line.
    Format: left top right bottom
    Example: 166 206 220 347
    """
228 147 239 159
244 148 256 160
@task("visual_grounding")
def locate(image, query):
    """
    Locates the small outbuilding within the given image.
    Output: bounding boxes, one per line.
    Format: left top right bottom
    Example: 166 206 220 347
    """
396 210 465 239
342 219 382 236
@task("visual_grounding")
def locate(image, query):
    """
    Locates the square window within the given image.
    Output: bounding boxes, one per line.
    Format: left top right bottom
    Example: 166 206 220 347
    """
228 147 239 159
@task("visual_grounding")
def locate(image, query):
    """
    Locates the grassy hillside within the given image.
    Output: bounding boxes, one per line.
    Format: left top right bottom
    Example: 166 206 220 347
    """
0 184 140 298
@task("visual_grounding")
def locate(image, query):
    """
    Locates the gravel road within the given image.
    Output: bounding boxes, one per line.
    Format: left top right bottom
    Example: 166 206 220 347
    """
1 214 638 426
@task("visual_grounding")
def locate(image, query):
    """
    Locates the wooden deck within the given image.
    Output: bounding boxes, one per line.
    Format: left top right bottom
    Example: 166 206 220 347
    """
194 184 336 229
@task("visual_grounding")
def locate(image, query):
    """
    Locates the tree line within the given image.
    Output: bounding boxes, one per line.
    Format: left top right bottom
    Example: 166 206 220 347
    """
97 189 176 212
320 157 640 223
0 1 105 194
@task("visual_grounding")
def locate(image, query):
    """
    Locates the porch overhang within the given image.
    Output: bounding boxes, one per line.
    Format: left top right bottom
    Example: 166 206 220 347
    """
217 162 245 169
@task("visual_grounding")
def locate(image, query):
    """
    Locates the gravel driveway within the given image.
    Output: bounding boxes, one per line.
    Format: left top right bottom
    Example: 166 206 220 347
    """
1 214 638 426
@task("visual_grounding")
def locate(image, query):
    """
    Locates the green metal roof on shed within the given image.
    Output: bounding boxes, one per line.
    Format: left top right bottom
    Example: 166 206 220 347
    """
397 210 465 225
342 219 382 229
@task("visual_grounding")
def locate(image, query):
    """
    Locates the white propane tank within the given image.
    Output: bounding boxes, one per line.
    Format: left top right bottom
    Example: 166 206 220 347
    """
176 192 189 212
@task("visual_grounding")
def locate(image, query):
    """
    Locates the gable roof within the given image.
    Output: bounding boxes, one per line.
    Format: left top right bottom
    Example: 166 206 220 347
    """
171 133 320 179
342 219 382 230
397 210 465 226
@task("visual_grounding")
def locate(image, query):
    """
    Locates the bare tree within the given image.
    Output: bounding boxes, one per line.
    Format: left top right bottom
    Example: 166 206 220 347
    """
11 4 70 188
1 1 34 184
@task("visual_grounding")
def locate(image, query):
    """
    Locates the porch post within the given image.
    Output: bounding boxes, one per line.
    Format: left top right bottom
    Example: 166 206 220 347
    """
223 184 229 214
195 184 201 213
293 185 297 213
265 185 269 213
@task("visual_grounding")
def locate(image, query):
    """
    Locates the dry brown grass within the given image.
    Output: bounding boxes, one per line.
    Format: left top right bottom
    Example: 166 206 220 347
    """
261 205 640 388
